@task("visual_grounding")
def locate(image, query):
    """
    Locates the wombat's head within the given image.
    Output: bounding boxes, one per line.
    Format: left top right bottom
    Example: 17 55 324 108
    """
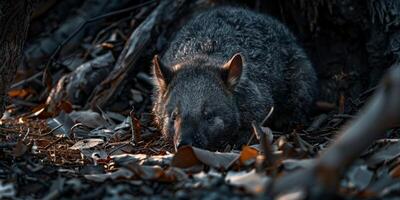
152 54 243 151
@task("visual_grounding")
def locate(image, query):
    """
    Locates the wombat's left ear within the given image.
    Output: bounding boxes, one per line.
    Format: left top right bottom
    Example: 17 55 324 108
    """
153 55 173 93
222 53 243 88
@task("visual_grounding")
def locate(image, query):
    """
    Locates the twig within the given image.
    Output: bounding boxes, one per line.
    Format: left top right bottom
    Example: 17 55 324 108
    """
332 114 355 119
40 124 63 138
252 121 274 166
375 138 399 143
10 72 43 89
70 123 86 139
44 137 64 150
108 143 130 155
246 131 256 146
359 85 379 98
105 140 131 148
261 106 274 126
247 107 274 145
23 128 30 140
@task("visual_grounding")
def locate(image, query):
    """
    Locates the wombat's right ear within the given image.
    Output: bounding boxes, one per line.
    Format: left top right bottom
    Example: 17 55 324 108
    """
153 55 173 93
222 53 243 89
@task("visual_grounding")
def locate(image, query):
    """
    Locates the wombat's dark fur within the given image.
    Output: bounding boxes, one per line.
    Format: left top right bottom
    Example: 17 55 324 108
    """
152 7 317 151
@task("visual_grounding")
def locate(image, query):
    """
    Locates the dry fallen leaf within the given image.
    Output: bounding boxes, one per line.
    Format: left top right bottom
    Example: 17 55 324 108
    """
69 110 109 128
275 189 306 200
57 100 73 113
124 162 186 182
171 146 202 168
346 165 374 190
366 142 400 166
69 138 104 150
84 168 134 182
112 153 174 166
47 111 75 137
7 88 33 98
225 169 270 194
389 164 400 178
238 146 259 166
171 146 240 169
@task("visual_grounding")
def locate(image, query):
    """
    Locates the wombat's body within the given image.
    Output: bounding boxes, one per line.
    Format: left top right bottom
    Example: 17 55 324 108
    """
152 7 317 150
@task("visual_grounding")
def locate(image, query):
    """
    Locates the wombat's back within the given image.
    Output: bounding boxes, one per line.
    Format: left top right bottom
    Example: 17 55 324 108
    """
162 7 317 129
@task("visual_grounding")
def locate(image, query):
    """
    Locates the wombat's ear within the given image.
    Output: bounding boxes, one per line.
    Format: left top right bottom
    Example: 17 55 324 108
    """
153 55 173 93
222 53 243 88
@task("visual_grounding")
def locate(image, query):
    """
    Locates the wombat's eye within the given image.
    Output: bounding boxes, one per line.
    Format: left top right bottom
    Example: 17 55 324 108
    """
203 111 214 123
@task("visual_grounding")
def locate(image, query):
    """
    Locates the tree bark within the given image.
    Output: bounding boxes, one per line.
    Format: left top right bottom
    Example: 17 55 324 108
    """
0 0 32 118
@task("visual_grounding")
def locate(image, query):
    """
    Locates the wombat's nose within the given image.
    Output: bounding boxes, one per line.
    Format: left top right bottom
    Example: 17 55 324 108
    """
177 138 193 148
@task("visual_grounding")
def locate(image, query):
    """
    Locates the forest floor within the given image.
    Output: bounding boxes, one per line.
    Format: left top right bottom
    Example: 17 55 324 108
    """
2 86 400 199
1 1 400 199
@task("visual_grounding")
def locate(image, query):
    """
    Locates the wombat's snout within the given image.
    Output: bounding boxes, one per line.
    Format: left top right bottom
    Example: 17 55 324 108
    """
174 127 194 150
175 129 205 150
176 137 192 149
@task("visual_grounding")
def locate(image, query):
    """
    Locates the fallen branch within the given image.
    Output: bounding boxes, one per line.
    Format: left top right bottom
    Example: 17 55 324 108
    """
44 52 115 114
270 65 400 197
44 0 156 69
87 0 191 109
25 0 141 69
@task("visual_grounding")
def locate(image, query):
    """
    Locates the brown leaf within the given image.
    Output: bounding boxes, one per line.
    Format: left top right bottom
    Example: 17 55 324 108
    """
239 146 259 166
101 42 114 49
7 88 32 98
171 146 240 169
57 100 73 113
171 146 201 168
390 164 400 178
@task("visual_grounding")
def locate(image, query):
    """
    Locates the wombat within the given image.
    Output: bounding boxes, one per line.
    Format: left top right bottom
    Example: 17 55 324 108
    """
152 7 317 151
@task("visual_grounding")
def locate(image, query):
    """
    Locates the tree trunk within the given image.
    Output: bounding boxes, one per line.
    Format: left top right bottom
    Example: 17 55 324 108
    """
0 0 32 118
